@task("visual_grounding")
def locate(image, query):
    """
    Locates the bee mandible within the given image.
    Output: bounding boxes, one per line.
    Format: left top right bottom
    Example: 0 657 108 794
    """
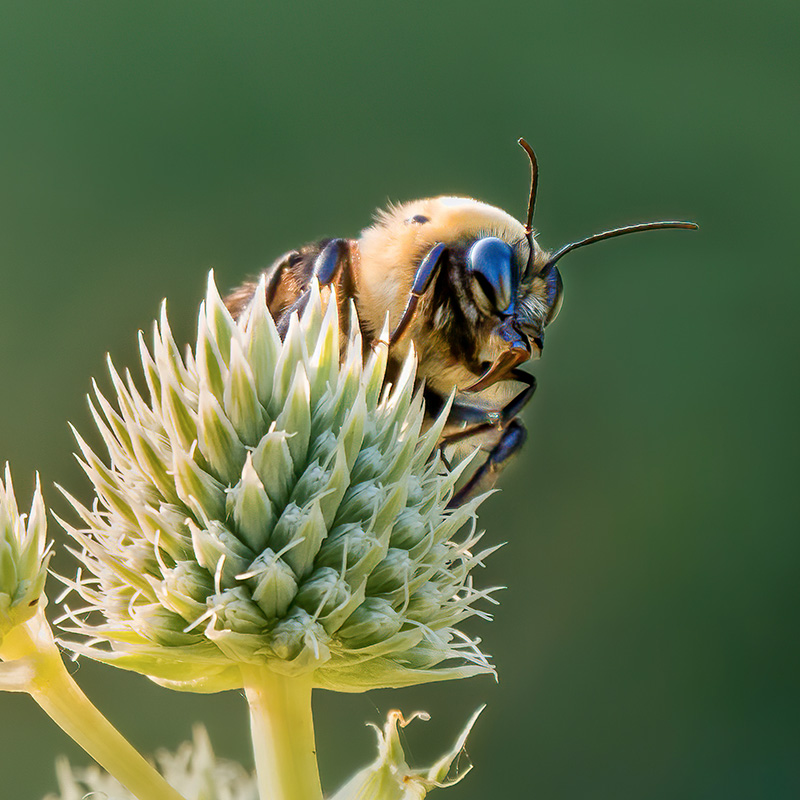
225 139 697 507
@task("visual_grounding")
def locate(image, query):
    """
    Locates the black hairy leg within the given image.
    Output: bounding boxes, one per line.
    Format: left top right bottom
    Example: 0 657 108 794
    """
446 417 528 508
435 369 536 508
389 243 447 345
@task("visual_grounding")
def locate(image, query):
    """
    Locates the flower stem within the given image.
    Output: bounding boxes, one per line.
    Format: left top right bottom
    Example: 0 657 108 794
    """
0 618 185 800
241 665 323 800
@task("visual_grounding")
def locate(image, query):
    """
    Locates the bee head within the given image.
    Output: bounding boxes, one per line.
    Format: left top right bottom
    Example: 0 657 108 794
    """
357 139 696 394
462 234 561 388
464 139 696 391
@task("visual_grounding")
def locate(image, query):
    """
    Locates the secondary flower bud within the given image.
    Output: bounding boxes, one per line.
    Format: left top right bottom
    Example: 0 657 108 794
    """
0 466 50 647
329 707 485 800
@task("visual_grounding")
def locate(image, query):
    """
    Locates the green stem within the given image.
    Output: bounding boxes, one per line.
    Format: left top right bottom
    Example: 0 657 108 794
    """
241 665 323 800
0 619 185 800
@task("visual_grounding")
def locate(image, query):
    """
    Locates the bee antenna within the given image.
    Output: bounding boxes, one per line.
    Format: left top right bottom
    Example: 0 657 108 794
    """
518 138 538 275
546 220 699 267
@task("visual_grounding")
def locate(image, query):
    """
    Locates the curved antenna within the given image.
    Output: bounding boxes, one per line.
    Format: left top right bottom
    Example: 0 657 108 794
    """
546 220 698 267
517 138 538 275
518 138 538 234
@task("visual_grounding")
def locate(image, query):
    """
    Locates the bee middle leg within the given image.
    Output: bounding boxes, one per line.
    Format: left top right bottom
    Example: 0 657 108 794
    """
439 369 536 508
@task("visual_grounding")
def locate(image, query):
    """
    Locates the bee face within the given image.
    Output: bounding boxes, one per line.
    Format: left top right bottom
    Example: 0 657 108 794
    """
355 195 563 396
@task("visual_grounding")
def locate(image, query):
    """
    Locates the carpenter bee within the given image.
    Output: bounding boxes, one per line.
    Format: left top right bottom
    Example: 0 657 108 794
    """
226 139 697 507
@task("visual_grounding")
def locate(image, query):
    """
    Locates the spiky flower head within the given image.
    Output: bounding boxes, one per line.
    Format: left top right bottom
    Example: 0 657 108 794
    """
61 274 497 692
0 466 50 646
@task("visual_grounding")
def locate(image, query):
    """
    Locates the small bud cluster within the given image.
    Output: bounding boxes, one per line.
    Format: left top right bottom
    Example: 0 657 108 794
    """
0 466 49 645
44 726 257 800
61 275 497 692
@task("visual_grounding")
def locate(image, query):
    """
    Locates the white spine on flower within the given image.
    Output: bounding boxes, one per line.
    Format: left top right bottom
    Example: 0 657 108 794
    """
60 273 499 692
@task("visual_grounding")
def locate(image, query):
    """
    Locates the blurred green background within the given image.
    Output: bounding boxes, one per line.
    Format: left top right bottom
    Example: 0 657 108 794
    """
1 2 797 798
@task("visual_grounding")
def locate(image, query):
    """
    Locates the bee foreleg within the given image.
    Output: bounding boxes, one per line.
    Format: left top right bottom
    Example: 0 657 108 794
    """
278 238 351 336
446 418 527 508
389 243 447 345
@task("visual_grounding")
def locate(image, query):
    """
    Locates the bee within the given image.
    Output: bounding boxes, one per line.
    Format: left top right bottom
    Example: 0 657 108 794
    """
225 139 697 507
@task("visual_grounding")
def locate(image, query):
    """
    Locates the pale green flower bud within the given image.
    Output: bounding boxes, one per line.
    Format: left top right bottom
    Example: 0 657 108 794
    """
293 566 351 618
0 466 50 646
227 453 276 552
337 597 403 647
209 587 269 634
366 547 413 594
241 549 298 619
130 604 202 648
269 608 331 673
61 273 498 691
316 523 384 587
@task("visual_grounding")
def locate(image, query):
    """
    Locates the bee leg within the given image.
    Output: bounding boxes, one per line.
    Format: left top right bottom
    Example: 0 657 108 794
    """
447 418 528 508
277 238 351 336
264 250 295 305
439 370 536 508
439 370 537 448
313 238 351 285
389 243 447 345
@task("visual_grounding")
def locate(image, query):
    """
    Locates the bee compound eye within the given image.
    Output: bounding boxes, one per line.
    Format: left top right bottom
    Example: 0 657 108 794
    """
540 264 563 324
467 237 517 315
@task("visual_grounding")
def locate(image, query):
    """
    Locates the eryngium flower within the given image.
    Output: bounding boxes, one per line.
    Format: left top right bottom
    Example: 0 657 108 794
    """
45 725 257 800
61 274 497 692
0 466 49 646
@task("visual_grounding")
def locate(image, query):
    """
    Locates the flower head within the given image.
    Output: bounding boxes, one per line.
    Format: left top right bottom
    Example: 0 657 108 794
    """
61 274 498 692
0 465 50 646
